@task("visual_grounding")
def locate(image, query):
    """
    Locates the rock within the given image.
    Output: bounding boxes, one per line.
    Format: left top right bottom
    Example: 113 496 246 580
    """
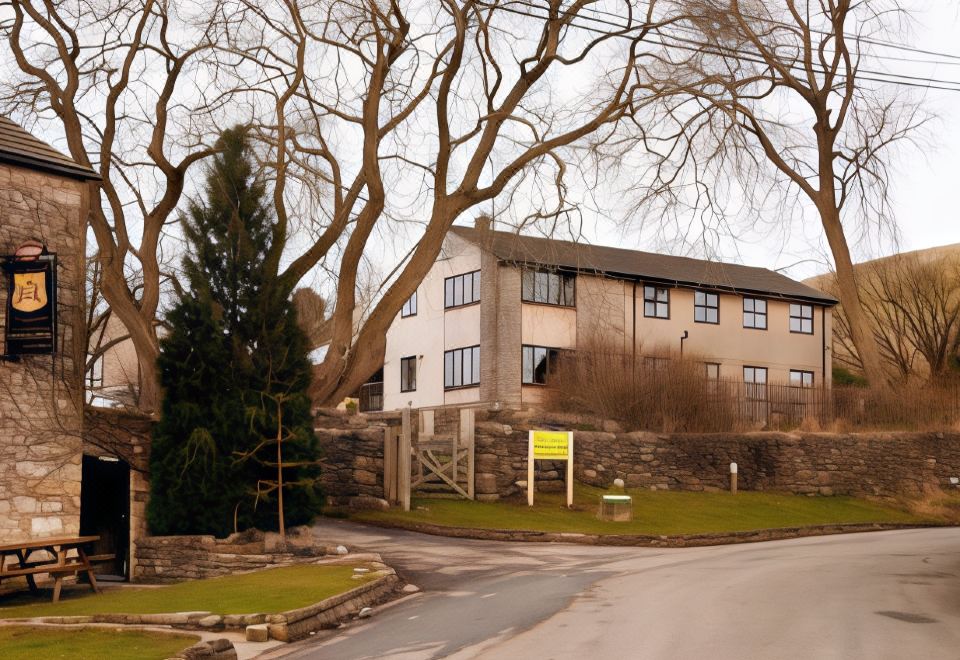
401 583 420 594
358 607 374 619
245 624 270 642
198 614 223 628
583 469 597 479
335 545 349 555
348 495 390 510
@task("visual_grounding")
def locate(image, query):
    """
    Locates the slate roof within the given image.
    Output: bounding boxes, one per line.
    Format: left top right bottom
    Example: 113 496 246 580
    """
0 116 99 180
451 225 837 305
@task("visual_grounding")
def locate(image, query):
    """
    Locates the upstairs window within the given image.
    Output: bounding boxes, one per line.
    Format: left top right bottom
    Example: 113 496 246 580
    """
444 345 480 389
400 356 417 392
401 291 417 318
522 345 567 385
694 291 719 324
644 286 670 319
522 269 576 306
444 271 481 309
743 297 767 329
790 304 814 334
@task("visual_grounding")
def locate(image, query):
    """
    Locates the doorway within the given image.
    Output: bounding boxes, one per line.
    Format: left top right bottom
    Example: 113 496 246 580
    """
80 454 130 580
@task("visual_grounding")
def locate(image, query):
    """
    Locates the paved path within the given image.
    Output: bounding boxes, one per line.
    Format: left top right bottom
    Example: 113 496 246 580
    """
274 521 960 660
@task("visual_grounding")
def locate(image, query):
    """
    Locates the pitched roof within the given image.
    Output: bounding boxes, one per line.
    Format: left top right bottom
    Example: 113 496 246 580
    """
0 116 100 181
451 225 837 305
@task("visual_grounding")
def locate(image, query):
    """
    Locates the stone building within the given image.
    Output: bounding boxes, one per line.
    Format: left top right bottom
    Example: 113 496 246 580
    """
0 117 98 542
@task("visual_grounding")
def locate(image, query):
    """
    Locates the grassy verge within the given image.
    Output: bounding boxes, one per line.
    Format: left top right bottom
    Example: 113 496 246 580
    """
0 563 375 620
0 625 198 660
352 484 934 536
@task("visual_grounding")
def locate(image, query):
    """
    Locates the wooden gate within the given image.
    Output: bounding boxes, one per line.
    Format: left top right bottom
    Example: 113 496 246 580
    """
383 406 476 511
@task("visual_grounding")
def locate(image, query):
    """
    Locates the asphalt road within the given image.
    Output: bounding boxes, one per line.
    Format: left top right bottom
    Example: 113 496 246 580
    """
273 521 960 660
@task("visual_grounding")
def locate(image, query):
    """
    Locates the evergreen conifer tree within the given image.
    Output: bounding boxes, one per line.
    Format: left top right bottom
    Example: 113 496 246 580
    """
148 127 320 536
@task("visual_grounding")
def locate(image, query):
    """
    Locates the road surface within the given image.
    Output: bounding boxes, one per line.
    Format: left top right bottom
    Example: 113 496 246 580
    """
272 521 960 660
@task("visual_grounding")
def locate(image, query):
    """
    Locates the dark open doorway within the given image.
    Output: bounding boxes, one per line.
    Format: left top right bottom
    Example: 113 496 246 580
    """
80 454 130 580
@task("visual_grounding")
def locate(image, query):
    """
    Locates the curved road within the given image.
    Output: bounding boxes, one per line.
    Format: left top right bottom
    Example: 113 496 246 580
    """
273 521 960 660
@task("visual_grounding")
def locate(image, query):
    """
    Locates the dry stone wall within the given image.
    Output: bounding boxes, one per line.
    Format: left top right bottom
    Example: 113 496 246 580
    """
0 162 87 541
134 527 329 583
316 409 960 502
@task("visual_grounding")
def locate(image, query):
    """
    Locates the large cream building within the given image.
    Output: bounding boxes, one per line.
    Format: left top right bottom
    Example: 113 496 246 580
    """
379 218 836 411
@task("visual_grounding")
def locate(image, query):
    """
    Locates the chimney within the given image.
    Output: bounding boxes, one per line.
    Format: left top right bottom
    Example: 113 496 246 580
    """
474 214 492 232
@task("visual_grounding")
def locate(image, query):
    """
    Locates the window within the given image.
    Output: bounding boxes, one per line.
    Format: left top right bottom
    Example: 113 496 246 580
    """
444 345 480 389
743 297 767 329
694 290 719 324
401 291 417 318
790 303 814 334
86 355 104 389
521 270 576 306
790 370 814 388
400 356 417 392
643 356 670 371
644 285 670 318
444 271 481 309
704 362 720 379
743 366 768 384
522 345 567 385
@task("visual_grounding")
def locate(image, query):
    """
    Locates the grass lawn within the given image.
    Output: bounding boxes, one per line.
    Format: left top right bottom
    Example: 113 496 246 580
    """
0 563 374 620
0 625 199 660
352 484 932 536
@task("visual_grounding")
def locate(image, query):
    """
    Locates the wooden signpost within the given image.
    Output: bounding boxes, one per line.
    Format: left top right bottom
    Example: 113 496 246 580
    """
527 430 574 507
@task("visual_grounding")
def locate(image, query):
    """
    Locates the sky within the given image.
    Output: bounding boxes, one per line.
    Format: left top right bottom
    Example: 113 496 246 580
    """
574 1 960 281
7 1 959 292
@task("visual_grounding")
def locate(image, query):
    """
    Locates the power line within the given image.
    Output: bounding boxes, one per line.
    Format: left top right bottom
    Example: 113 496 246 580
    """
476 0 960 93
533 0 960 65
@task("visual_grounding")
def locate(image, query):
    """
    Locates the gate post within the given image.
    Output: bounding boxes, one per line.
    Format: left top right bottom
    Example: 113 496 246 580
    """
400 406 412 512
460 408 475 500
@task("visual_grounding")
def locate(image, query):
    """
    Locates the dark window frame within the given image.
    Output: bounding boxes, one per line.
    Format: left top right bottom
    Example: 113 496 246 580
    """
643 285 670 319
521 269 576 307
400 355 417 392
444 270 481 309
694 290 719 324
401 291 417 318
522 344 569 385
443 345 481 390
789 303 814 334
743 297 768 330
789 369 815 388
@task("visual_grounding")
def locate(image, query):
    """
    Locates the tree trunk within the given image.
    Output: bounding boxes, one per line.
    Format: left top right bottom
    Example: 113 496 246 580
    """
818 203 886 386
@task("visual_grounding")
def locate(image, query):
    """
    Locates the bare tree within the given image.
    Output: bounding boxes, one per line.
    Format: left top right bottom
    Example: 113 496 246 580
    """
222 0 674 404
829 252 960 382
612 0 928 386
0 0 241 412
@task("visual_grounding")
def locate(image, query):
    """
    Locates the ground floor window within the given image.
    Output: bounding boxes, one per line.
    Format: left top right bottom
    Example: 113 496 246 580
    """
444 345 480 389
704 362 720 379
744 365 768 399
522 345 567 385
790 369 814 388
400 356 417 392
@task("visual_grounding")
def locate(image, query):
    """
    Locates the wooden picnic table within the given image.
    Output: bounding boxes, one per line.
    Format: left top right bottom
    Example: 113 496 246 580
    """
0 535 101 603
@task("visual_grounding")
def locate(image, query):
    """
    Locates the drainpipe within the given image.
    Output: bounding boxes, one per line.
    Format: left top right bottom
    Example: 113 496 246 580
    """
680 330 689 357
631 281 637 387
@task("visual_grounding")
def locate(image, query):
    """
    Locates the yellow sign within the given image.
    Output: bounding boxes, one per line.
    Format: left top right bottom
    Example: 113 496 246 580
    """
12 272 47 313
532 430 570 460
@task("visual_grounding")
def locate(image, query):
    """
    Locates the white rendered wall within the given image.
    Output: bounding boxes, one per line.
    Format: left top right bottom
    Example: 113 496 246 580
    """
383 234 482 410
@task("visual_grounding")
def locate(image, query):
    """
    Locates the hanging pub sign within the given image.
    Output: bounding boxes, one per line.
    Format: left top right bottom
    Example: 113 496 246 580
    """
3 241 57 356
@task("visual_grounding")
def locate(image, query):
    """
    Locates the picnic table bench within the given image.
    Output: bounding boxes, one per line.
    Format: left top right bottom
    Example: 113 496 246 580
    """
0 535 101 603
